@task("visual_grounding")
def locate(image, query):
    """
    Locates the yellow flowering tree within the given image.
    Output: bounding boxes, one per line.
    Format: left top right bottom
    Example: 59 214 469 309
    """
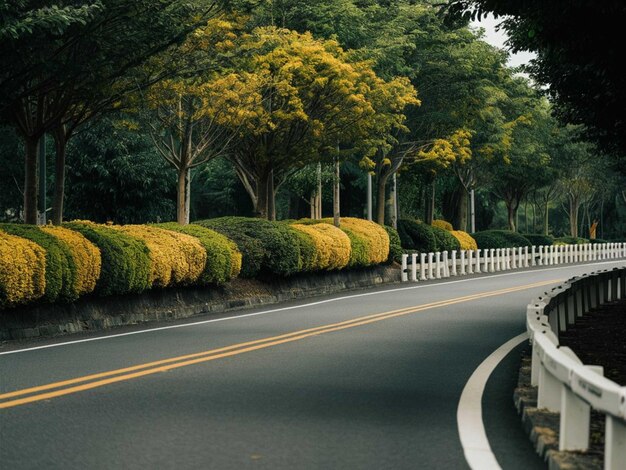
222 27 418 220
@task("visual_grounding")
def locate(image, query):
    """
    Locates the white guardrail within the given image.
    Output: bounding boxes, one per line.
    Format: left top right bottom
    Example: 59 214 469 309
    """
400 242 626 282
527 267 626 469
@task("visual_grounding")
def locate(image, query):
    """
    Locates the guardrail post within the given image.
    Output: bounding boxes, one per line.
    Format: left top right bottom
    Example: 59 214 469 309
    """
538 363 562 412
401 254 408 282
558 347 590 451
442 251 450 278
531 246 536 266
428 253 434 280
475 249 481 273
460 250 466 275
467 249 474 274
489 249 495 272
539 245 545 265
451 250 457 276
435 252 442 279
420 253 427 281
495 248 502 271
411 253 418 282
483 249 489 272
505 248 511 270
511 247 518 269
605 416 626 470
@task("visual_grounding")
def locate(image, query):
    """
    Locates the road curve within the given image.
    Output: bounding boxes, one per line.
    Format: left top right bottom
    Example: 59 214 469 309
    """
1 261 623 469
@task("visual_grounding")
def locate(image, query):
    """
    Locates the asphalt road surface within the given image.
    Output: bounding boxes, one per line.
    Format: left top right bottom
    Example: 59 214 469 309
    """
1 260 623 469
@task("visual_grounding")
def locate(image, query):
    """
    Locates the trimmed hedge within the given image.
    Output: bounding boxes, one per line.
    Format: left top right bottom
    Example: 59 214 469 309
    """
306 223 351 269
41 226 102 297
589 238 608 244
431 225 460 252
432 219 453 231
0 232 46 307
383 225 402 263
471 230 532 249
554 236 589 245
397 219 437 253
522 233 554 246
196 217 301 278
157 223 242 285
114 225 206 287
0 224 76 302
0 231 46 307
288 226 318 272
64 221 152 296
450 230 477 251
337 218 390 265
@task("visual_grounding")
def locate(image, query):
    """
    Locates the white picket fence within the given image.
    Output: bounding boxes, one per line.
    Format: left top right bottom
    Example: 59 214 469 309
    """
400 242 626 282
526 267 626 469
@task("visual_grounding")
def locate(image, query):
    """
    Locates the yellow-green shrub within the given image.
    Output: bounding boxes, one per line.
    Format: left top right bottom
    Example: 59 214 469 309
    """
450 230 478 251
114 225 206 287
432 219 453 231
157 223 241 284
337 217 390 265
42 226 102 296
0 231 46 307
291 223 351 270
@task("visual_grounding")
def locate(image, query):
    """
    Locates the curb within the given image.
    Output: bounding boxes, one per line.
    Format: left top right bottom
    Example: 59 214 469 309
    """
0 265 400 343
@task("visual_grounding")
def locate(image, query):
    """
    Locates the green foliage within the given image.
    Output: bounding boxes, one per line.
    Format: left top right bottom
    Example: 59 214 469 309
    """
341 227 369 268
383 225 402 263
397 219 437 253
554 236 589 245
522 234 554 246
472 230 532 249
64 221 151 296
431 226 461 252
0 223 76 302
287 226 318 272
156 223 238 285
196 217 301 277
589 238 609 244
64 117 176 224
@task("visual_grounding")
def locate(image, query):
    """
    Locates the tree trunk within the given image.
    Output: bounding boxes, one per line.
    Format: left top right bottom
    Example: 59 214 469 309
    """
507 201 516 232
310 195 315 219
543 201 549 235
268 170 276 221
51 127 67 225
424 179 436 225
255 172 269 219
333 158 340 227
376 173 389 225
23 137 39 224
451 187 468 230
569 197 579 237
176 167 188 224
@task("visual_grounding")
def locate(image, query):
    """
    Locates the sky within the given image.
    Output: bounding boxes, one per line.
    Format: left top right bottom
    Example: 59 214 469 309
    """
470 14 536 69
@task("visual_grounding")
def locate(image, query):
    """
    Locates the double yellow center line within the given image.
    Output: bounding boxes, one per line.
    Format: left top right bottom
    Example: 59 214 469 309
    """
0 279 559 409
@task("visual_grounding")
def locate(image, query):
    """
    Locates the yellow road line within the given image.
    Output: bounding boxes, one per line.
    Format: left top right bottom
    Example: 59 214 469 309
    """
0 279 559 409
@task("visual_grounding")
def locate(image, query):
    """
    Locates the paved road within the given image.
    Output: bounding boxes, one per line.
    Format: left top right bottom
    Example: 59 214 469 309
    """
1 260 623 469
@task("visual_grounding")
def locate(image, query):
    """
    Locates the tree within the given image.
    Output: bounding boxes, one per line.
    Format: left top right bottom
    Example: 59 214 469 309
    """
0 0 224 224
446 1 626 159
222 26 417 219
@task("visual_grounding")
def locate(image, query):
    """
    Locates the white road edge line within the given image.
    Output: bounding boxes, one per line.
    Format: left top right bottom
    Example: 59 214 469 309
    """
457 332 528 470
1 260 620 356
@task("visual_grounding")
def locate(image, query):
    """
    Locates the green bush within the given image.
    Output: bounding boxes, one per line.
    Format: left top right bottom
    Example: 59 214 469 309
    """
589 238 608 244
157 223 240 284
554 236 589 245
341 227 369 267
471 230 532 249
64 221 151 296
431 225 461 252
522 234 554 246
383 225 402 263
397 219 437 253
0 224 77 302
287 226 318 272
196 217 301 277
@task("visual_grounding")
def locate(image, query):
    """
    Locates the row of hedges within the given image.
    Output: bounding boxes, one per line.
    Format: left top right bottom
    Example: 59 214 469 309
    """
1 217 393 309
0 222 241 308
